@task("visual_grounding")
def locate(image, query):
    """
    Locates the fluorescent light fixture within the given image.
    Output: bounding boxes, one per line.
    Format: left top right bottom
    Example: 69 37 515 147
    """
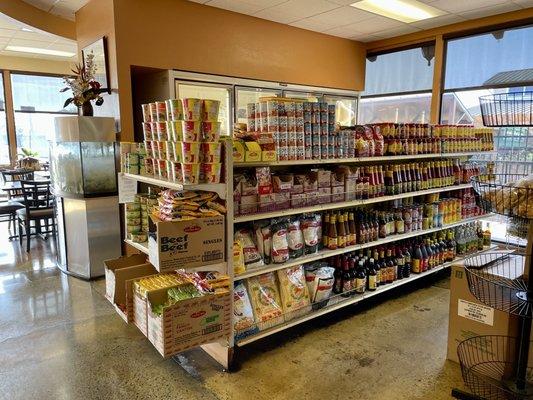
21 27 34 32
5 45 75 57
350 0 446 23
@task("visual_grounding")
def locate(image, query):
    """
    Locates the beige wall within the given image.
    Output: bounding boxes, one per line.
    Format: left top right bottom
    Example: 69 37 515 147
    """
76 0 366 141
0 55 73 75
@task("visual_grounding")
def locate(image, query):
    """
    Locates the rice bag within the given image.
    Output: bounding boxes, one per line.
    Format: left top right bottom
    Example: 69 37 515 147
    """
304 263 335 310
247 272 284 330
235 228 264 269
287 217 304 259
271 218 289 264
254 220 272 265
277 265 311 320
233 241 246 275
301 214 320 254
233 281 258 340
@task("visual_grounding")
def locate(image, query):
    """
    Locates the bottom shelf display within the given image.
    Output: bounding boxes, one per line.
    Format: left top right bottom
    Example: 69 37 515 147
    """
234 240 496 346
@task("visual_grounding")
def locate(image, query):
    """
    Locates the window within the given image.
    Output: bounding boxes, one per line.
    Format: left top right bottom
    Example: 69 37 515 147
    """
11 73 76 162
235 87 281 125
444 25 533 91
360 44 435 123
176 82 231 136
0 74 9 165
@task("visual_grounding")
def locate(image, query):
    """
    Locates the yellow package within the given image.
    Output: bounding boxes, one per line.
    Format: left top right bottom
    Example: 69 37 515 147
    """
277 265 311 321
233 241 245 275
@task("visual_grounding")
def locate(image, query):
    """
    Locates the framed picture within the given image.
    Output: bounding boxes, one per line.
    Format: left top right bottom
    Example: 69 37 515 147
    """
82 37 111 94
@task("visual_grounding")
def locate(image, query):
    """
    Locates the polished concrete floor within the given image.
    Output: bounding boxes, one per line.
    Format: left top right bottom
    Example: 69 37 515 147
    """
0 222 466 400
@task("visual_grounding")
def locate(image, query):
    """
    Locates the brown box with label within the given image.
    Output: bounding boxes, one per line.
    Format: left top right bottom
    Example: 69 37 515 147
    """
148 216 225 272
146 288 231 357
104 254 157 323
447 264 519 364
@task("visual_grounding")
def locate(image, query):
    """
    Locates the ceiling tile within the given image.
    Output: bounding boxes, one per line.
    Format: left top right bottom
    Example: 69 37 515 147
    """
459 2 521 18
8 38 57 47
46 42 77 54
205 0 267 14
331 15 405 35
410 13 466 29
348 32 381 42
21 0 55 12
49 4 76 21
372 25 423 39
188 0 210 3
512 0 533 7
326 0 356 4
14 29 59 42
323 24 364 38
252 7 298 23
0 28 18 40
255 0 339 21
289 18 333 32
222 0 287 6
0 15 22 30
429 0 508 14
292 5 376 31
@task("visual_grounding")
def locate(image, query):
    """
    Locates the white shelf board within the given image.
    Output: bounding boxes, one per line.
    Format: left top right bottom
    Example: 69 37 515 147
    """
125 239 148 254
121 173 227 199
236 246 497 347
235 214 487 280
234 183 473 223
233 152 492 167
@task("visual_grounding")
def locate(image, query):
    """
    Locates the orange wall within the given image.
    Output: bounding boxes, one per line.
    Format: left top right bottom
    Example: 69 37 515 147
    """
106 0 366 139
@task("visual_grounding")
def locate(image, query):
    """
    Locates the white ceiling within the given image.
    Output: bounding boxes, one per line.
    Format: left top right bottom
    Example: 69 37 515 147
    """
0 13 77 61
189 0 533 42
22 0 89 21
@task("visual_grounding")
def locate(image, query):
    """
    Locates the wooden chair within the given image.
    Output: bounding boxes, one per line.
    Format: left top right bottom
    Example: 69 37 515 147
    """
17 180 56 252
1 169 34 202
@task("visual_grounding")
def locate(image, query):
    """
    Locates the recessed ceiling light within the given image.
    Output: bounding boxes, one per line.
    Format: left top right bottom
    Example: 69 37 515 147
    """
21 27 34 32
5 45 75 57
350 0 446 23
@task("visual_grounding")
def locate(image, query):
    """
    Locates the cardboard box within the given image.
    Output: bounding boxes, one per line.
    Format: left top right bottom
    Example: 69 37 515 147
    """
104 254 157 323
332 185 344 203
232 140 245 163
274 192 290 210
291 193 306 208
318 187 331 204
317 170 331 188
272 174 293 193
259 193 276 212
146 289 231 357
262 150 276 161
447 264 519 364
148 216 225 272
240 194 257 215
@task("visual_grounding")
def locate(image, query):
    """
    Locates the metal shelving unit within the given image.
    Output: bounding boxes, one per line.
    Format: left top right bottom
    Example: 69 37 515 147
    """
234 183 472 223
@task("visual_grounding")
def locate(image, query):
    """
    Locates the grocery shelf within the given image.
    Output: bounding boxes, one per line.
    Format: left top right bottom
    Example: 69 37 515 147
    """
235 214 488 280
121 173 227 199
125 239 149 254
236 247 496 347
233 152 493 167
234 183 473 223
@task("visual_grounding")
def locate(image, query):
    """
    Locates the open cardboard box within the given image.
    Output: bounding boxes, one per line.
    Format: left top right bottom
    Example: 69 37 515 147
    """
148 215 225 272
104 254 157 323
447 263 520 364
146 287 231 357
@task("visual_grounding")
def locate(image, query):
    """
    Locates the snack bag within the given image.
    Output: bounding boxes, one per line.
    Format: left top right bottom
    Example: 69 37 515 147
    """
235 228 264 269
247 273 284 330
287 217 304 259
277 265 311 320
233 282 258 341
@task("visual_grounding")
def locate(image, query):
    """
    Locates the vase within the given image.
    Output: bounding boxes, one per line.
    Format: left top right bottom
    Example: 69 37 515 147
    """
80 101 94 116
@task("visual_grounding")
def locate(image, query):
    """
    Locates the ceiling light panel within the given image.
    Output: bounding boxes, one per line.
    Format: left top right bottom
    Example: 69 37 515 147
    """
5 45 75 57
350 0 447 23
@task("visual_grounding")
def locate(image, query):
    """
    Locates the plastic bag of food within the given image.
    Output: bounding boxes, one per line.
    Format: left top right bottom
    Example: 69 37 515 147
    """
271 218 289 264
235 228 264 269
247 273 284 330
233 281 258 340
254 221 272 265
304 263 335 310
355 133 369 157
301 214 319 254
372 125 384 156
287 217 304 259
277 265 311 320
233 241 246 275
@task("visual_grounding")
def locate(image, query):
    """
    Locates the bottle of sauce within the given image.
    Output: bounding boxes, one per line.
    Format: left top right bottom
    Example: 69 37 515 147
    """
403 244 411 278
328 214 338 250
367 259 377 291
333 256 343 294
420 240 429 271
348 212 357 245
412 244 422 273
396 246 405 280
341 258 352 298
323 213 330 249
386 248 395 283
337 213 346 249
355 261 366 294
343 212 350 246
385 166 394 195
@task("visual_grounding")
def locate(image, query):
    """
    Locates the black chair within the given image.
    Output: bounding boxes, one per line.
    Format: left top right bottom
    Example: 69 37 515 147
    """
17 180 56 252
1 169 35 202
0 200 24 239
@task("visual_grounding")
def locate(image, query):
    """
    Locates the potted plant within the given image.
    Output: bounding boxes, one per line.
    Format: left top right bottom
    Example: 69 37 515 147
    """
17 148 40 171
61 53 105 116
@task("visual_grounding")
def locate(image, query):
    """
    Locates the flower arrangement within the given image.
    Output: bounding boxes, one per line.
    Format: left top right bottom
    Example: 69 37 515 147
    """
61 52 105 115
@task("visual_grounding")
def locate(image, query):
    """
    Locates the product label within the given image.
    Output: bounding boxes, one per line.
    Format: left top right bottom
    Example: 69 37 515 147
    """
458 299 494 326
412 259 420 273
368 275 377 290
